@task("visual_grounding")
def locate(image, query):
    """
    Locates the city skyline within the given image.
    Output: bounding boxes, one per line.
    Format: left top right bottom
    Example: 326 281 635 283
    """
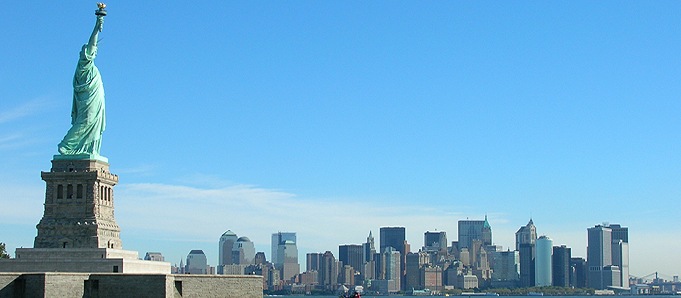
1 1 680 279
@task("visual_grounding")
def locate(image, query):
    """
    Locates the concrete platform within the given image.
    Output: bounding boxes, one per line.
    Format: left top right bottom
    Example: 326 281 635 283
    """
0 248 170 274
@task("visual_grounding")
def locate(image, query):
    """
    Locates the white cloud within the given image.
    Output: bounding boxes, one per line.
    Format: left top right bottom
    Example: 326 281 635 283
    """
0 97 55 124
114 182 472 264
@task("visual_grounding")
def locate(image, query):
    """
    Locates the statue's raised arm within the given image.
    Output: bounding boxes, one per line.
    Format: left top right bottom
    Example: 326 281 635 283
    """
56 4 108 162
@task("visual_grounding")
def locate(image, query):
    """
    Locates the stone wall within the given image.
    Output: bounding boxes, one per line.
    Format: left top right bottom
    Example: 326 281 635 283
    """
0 273 262 298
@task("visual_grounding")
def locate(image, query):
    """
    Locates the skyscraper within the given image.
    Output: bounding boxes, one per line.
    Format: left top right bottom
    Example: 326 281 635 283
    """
276 240 299 281
380 227 406 253
219 230 238 267
535 236 553 287
515 219 537 250
271 232 296 265
363 231 376 263
339 244 364 283
319 251 338 286
587 224 612 289
552 245 571 287
458 216 492 250
307 252 322 272
491 250 520 288
232 236 256 265
186 249 208 274
608 224 629 287
380 227 407 291
424 231 448 252
516 219 536 287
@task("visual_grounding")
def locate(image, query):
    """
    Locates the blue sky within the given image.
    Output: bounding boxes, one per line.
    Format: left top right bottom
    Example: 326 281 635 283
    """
1 1 680 278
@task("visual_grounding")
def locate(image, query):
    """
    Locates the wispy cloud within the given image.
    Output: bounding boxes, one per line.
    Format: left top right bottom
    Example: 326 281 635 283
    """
114 182 473 256
0 97 55 124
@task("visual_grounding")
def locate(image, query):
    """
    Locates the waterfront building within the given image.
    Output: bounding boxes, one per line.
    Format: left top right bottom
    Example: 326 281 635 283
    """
319 251 338 287
144 252 164 262
535 236 553 286
380 226 408 291
458 216 492 250
516 219 537 287
491 250 520 288
587 224 612 289
552 245 571 287
380 227 406 255
570 257 587 288
339 244 364 283
424 231 448 252
186 249 208 274
233 236 255 265
271 232 296 265
276 240 299 281
307 252 322 272
363 231 376 263
218 230 238 273
609 224 629 287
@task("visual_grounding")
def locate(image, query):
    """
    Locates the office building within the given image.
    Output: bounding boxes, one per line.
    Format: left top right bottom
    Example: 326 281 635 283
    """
552 245 571 287
307 252 322 272
491 250 520 288
339 244 364 283
587 224 612 289
609 224 629 287
516 219 536 287
271 232 296 265
276 240 299 281
186 250 208 274
515 219 537 250
319 251 338 287
144 252 164 262
458 216 492 250
363 231 376 262
233 236 256 265
535 236 552 287
219 230 238 268
570 257 587 288
424 231 448 252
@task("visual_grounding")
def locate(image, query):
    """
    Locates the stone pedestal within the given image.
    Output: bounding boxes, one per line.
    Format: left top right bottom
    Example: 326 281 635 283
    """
0 158 170 275
35 159 121 249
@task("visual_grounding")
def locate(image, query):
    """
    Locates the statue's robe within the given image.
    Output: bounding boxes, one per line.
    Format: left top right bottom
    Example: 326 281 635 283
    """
58 44 106 156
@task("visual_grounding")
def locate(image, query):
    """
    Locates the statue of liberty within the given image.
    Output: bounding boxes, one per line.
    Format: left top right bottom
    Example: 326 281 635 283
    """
57 3 108 161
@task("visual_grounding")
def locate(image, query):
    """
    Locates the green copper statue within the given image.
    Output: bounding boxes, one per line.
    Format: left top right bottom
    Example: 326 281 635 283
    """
57 3 108 162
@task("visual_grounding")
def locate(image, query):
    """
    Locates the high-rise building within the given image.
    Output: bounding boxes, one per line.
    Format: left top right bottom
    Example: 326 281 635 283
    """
587 224 612 289
570 257 587 288
535 236 553 287
384 247 401 293
380 227 406 253
319 251 338 286
219 230 238 267
491 250 520 288
552 245 571 287
424 231 448 252
307 252 322 272
363 231 376 263
186 249 208 274
339 244 364 283
516 219 536 288
515 219 537 250
254 252 267 265
271 232 296 265
144 252 164 262
276 240 299 281
380 226 408 291
458 216 492 250
608 224 629 287
232 236 256 265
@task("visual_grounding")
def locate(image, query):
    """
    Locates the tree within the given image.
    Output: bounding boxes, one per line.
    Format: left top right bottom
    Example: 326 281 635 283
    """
0 242 10 259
